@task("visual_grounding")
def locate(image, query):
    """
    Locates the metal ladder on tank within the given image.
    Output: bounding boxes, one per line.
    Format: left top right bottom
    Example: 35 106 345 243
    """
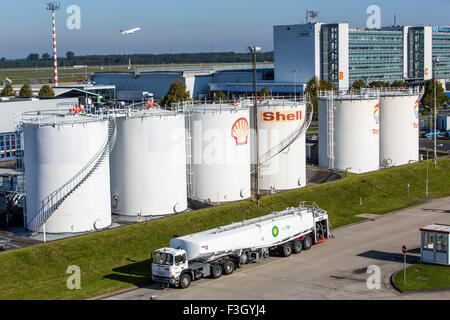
26 115 117 234
326 91 335 169
184 106 194 199
251 99 313 173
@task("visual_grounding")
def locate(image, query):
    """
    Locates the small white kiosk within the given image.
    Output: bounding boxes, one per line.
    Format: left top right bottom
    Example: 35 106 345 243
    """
420 224 450 265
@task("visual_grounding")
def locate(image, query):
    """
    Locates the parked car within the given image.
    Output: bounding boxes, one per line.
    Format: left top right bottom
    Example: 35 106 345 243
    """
420 130 441 138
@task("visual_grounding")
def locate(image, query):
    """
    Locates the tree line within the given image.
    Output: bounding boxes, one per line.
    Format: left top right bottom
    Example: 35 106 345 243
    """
0 51 274 69
1 84 54 97
350 79 449 110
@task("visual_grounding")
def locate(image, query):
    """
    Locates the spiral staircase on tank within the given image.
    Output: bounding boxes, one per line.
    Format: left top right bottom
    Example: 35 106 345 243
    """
251 99 314 173
27 116 117 234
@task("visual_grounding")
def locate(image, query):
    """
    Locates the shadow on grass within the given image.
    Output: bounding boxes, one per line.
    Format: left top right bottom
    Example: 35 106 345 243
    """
357 250 420 264
103 259 162 289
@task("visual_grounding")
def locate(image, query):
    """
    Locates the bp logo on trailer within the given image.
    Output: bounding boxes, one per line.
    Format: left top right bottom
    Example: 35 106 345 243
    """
272 226 279 237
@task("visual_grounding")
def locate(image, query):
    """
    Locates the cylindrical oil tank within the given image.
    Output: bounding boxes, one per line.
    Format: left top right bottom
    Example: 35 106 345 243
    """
22 112 112 233
190 103 251 203
318 93 380 174
257 99 308 190
109 108 187 216
379 93 420 167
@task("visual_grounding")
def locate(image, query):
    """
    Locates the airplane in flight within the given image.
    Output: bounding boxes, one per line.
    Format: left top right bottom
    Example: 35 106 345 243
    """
120 27 142 35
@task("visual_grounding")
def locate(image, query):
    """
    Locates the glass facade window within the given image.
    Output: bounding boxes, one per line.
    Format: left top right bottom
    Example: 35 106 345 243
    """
0 132 21 162
349 30 404 84
436 234 448 253
321 24 340 86
433 32 450 79
423 232 434 250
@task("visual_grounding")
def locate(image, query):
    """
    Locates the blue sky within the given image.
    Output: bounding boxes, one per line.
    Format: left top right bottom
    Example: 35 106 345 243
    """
0 0 449 59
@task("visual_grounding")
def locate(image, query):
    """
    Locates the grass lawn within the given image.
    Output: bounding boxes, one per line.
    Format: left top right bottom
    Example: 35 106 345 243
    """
0 158 449 299
0 62 260 85
307 126 318 133
393 263 450 292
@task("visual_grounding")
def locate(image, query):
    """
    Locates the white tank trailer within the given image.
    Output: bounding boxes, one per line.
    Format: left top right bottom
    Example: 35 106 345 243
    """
318 92 380 174
190 103 251 203
151 202 330 288
22 111 112 233
109 108 187 216
379 89 420 167
257 99 308 191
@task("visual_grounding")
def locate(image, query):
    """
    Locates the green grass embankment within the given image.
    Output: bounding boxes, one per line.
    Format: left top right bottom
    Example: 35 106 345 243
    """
393 263 450 292
0 158 449 299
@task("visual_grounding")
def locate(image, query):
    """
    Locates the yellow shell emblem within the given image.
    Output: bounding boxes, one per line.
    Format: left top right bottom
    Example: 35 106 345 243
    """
231 117 249 146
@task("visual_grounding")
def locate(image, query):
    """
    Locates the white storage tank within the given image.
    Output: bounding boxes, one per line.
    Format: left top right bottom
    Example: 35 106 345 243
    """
318 92 380 174
379 90 420 167
190 103 251 203
110 108 187 216
22 111 112 233
257 99 308 190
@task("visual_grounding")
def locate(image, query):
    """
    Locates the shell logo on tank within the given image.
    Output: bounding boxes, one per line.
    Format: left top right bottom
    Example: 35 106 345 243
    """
261 110 302 123
373 104 380 125
414 99 419 119
231 117 249 146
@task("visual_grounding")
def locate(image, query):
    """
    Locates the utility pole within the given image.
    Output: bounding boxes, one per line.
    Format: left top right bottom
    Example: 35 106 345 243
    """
249 46 261 204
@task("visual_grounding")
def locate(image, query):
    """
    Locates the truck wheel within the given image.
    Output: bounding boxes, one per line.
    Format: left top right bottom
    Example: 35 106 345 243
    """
180 273 191 289
303 235 313 250
293 239 302 254
240 251 249 265
281 242 292 257
211 264 222 279
223 260 235 275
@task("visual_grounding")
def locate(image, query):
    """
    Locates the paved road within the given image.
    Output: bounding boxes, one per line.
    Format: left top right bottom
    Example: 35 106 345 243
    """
420 139 450 154
99 197 450 300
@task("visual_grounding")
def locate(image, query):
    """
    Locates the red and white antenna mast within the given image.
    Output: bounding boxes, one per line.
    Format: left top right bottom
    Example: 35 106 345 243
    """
46 2 60 86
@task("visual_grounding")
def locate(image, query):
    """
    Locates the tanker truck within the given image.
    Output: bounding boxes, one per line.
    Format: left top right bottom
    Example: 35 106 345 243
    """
151 201 330 289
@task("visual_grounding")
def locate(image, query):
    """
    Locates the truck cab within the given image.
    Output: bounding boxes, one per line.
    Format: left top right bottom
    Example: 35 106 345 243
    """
151 248 188 285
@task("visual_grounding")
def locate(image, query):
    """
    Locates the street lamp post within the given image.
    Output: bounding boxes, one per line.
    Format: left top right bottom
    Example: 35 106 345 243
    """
249 46 261 204
433 58 440 167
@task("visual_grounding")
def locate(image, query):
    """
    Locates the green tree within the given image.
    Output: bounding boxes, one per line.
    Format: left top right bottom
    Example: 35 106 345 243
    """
368 81 389 88
214 91 227 102
351 79 366 89
1 84 16 97
26 53 40 61
260 86 270 97
66 51 75 60
38 85 55 97
306 76 336 118
0 57 5 63
161 80 190 108
41 53 51 60
18 84 33 97
422 79 448 109
391 80 406 88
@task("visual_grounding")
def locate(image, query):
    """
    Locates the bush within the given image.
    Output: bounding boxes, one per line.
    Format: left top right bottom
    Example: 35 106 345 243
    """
18 84 33 97
38 85 55 97
0 84 16 97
